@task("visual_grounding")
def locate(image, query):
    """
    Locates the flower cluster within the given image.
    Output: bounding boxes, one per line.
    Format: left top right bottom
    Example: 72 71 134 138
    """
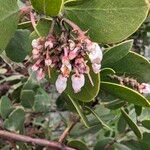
31 34 103 94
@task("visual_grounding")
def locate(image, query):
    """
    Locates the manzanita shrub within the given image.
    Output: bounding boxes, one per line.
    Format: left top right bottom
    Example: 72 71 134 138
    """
0 0 150 149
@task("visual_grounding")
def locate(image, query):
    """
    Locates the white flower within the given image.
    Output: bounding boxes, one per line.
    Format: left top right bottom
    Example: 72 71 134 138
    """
32 39 39 49
45 58 52 66
139 83 150 94
36 69 45 81
45 41 53 49
92 63 101 74
71 74 85 93
55 74 67 93
88 43 103 64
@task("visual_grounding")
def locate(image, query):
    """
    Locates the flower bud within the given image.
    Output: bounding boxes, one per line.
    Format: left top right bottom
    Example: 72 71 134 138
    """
36 68 45 81
45 41 53 49
139 83 150 94
32 39 39 49
55 74 67 93
71 74 85 93
45 58 52 66
92 63 101 74
88 43 103 64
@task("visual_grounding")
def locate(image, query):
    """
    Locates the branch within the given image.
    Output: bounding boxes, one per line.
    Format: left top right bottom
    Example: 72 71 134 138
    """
0 130 76 150
59 116 80 143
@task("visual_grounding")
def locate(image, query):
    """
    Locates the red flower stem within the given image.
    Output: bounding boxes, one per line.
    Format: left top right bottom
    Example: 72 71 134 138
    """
62 18 87 39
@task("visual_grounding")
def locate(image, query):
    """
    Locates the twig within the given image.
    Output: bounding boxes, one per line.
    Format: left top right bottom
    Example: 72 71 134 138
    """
0 130 76 150
59 116 80 143
62 18 87 39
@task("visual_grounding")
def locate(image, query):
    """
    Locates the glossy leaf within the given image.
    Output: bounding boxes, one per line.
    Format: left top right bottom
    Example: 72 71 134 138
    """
0 96 14 119
65 0 149 43
0 0 19 52
121 109 143 139
67 140 89 150
4 108 25 132
102 40 133 67
111 51 150 82
105 100 125 110
5 30 31 62
101 82 150 107
30 0 63 16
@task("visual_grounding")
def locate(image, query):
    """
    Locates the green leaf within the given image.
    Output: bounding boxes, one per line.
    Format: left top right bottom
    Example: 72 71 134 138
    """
4 108 25 132
121 109 143 139
101 82 150 107
30 19 52 38
141 120 150 130
85 106 111 130
0 0 19 52
111 51 150 82
65 0 149 43
113 143 131 150
117 114 127 133
67 140 89 150
102 40 133 67
105 99 125 110
135 105 142 116
94 138 114 150
66 66 100 102
68 95 90 127
0 96 14 119
5 29 31 62
33 88 51 113
20 90 35 108
30 0 63 16
100 68 116 82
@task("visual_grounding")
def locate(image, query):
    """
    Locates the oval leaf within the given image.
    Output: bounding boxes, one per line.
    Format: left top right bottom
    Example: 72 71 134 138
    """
0 0 19 52
102 40 133 67
4 108 25 132
111 51 150 82
65 0 149 43
101 82 150 107
5 29 31 62
0 96 13 119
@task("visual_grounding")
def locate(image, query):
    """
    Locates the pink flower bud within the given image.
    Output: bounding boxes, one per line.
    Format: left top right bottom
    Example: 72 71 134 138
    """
69 47 80 60
32 64 39 71
36 69 45 81
71 74 85 93
92 63 101 74
32 49 39 55
55 74 67 93
45 58 52 66
45 41 53 49
139 83 150 94
88 43 103 64
32 39 39 49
